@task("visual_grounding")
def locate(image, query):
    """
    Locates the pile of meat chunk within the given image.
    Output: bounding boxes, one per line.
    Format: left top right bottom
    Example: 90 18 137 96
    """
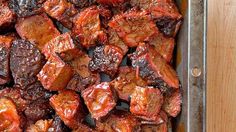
0 0 182 131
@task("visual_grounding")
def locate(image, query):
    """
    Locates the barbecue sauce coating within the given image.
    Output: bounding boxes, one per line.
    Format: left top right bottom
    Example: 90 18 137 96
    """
15 14 60 51
130 86 163 121
82 82 117 119
50 90 85 129
37 54 73 91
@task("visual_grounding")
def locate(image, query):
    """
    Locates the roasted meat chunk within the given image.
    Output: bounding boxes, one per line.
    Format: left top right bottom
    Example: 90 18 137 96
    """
72 6 107 49
108 28 128 55
10 39 45 87
0 97 21 131
96 0 125 6
82 82 117 119
72 123 94 132
89 45 123 77
130 86 163 121
0 1 15 31
0 35 14 85
0 87 29 112
15 14 60 51
9 0 44 17
67 54 100 92
130 0 182 37
96 111 141 132
42 32 81 60
108 10 157 47
26 119 53 132
43 0 78 28
50 90 85 129
149 32 175 62
111 66 147 101
37 54 73 91
48 115 70 132
141 123 167 132
130 44 179 89
24 99 53 122
162 89 181 117
20 81 53 101
68 0 95 8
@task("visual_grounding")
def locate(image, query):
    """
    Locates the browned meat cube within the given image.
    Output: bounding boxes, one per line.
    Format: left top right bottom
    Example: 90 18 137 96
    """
0 35 14 85
81 82 117 119
149 32 175 62
48 115 70 132
111 66 147 101
96 111 141 132
72 6 107 49
8 0 44 17
15 14 60 51
140 110 167 125
10 39 45 88
26 119 53 132
108 28 128 55
42 32 81 60
89 45 123 77
0 87 29 112
129 44 179 89
43 0 78 28
50 90 85 129
0 97 22 131
130 86 163 121
24 99 53 122
96 0 124 5
67 54 100 92
162 89 181 117
141 123 167 132
108 10 158 47
37 54 73 91
0 2 15 31
130 0 182 37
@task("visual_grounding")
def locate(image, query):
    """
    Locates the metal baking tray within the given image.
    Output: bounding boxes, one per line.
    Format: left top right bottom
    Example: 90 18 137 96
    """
173 0 207 131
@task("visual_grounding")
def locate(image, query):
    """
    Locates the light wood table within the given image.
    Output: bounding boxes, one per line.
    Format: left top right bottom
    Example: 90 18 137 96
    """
207 0 236 131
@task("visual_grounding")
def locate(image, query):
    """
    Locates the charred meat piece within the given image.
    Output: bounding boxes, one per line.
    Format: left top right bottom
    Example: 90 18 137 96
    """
42 32 81 60
111 66 147 101
96 111 141 132
129 44 179 89
130 0 182 37
20 81 53 101
96 0 125 6
130 86 163 121
72 6 107 49
162 89 181 117
72 123 95 132
50 90 85 129
82 82 117 119
48 115 70 132
108 10 157 47
0 97 21 131
0 35 14 85
149 32 175 62
43 0 78 28
89 45 123 77
0 1 16 31
108 28 128 55
24 99 53 122
9 0 44 17
15 14 60 51
26 119 53 132
10 39 45 88
67 54 100 92
141 122 168 132
37 54 73 91
0 87 29 112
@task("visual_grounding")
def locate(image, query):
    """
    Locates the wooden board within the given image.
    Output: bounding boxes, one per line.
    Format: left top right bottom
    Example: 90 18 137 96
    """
207 0 236 131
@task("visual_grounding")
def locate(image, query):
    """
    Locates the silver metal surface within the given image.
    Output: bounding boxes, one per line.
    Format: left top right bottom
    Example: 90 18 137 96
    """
174 0 207 131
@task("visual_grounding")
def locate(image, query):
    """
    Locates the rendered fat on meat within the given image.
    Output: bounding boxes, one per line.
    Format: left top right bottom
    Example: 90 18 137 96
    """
130 86 163 121
50 90 85 129
82 82 117 119
37 54 73 91
15 14 60 51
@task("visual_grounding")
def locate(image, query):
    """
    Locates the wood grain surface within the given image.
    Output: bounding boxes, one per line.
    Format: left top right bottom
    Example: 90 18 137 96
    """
207 0 236 131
